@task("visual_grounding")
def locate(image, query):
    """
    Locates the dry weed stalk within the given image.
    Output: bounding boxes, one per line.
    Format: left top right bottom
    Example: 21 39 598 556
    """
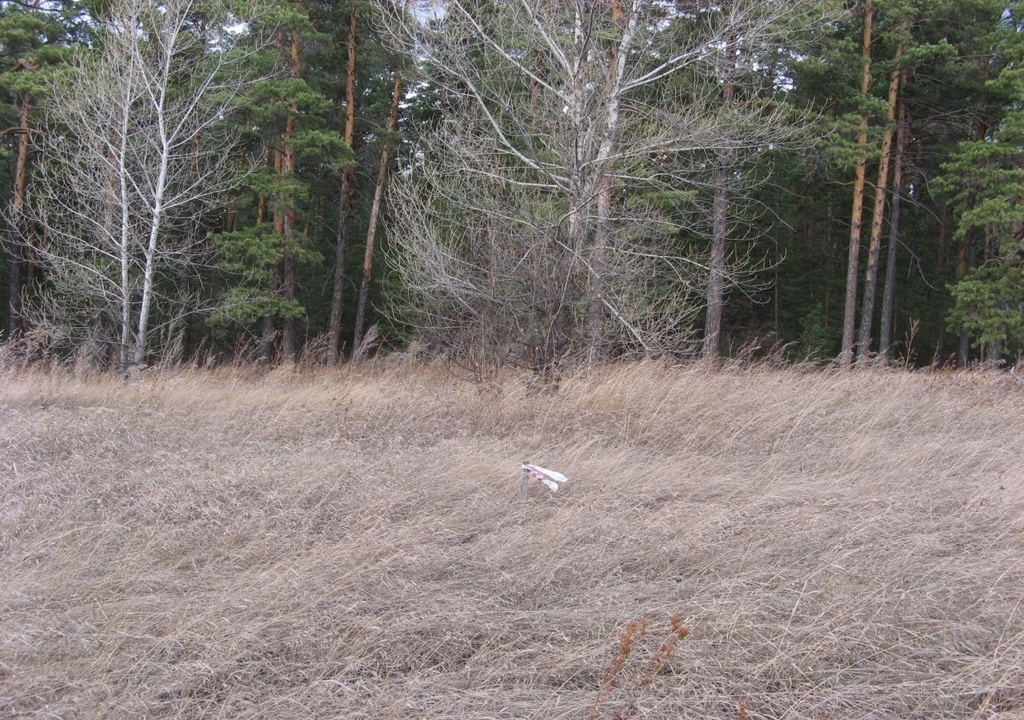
587 617 690 720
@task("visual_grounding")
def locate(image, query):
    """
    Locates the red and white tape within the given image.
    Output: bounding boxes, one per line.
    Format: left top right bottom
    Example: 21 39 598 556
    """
522 463 568 492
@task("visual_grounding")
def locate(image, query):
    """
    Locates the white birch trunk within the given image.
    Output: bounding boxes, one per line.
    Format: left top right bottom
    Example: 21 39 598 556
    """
134 9 180 367
117 98 134 371
589 3 639 359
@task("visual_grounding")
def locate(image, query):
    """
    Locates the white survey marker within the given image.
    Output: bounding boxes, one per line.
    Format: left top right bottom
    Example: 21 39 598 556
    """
522 463 569 492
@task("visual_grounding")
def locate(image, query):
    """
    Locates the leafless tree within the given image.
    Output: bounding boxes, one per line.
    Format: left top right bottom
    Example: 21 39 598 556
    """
30 0 264 369
377 0 833 370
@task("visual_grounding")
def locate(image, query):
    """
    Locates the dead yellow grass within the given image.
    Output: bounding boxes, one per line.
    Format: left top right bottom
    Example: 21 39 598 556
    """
1 362 1023 719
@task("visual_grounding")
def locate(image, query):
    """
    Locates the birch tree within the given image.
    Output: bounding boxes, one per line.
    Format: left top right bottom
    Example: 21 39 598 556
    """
378 0 831 370
31 0 263 368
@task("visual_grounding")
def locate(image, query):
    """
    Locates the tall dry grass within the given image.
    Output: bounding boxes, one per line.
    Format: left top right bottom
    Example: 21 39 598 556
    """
1 362 1023 719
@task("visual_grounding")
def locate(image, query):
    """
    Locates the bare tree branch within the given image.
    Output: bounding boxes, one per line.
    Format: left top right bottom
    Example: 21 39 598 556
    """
377 0 834 370
29 0 268 369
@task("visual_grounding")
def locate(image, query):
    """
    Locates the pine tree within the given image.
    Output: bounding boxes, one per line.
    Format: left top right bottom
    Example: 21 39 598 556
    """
0 0 80 341
210 0 350 362
937 2 1024 362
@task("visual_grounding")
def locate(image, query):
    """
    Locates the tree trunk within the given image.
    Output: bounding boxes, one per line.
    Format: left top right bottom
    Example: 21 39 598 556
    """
562 4 591 357
328 3 358 364
6 95 31 342
269 133 288 360
856 43 904 359
256 147 273 363
281 117 297 363
586 0 626 363
132 147 169 367
281 17 302 363
954 117 988 368
353 70 401 352
588 0 641 362
115 98 133 370
5 22 43 343
282 236 296 362
260 312 275 364
133 61 174 367
840 0 873 367
958 238 978 367
704 151 732 363
703 5 738 365
879 98 908 360
589 174 611 362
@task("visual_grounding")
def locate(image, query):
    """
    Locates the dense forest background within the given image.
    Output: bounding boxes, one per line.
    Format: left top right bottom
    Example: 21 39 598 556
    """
1 0 1022 372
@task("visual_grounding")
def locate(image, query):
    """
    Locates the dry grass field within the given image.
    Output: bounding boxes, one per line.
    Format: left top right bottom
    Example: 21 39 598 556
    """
1 361 1023 719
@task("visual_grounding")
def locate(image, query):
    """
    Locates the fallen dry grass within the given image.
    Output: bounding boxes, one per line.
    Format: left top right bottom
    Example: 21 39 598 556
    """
1 361 1023 719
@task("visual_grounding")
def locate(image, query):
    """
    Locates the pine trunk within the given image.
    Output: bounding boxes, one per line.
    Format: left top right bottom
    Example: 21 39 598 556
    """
328 4 358 364
856 44 904 359
958 239 978 367
282 235 296 362
281 19 302 363
248 134 270 360
353 71 401 352
955 117 988 367
879 98 908 359
260 313 276 364
840 0 873 367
